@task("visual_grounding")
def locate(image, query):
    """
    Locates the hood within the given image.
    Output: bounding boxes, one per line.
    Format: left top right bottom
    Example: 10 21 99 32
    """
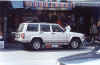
58 52 100 65
70 32 84 35
69 32 85 37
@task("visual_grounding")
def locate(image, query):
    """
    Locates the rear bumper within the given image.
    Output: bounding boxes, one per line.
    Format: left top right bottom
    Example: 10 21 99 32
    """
15 38 30 43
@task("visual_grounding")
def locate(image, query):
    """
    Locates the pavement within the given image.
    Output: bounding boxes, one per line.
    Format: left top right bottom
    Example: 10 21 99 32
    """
0 45 94 65
0 42 96 65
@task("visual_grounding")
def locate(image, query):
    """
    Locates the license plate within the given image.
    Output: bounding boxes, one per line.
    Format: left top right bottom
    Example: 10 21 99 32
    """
52 45 59 48
16 34 20 38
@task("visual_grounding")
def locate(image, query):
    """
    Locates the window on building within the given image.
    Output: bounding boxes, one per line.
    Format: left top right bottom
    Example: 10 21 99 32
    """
37 0 49 2
40 24 50 32
38 0 44 1
10 1 24 8
27 24 38 31
38 0 57 2
60 0 67 2
52 0 57 2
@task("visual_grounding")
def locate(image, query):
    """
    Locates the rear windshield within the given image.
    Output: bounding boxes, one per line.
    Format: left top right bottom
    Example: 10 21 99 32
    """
17 24 25 32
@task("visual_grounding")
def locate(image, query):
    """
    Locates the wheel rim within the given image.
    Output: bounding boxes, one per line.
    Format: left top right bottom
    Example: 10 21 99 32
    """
71 41 79 48
32 41 41 50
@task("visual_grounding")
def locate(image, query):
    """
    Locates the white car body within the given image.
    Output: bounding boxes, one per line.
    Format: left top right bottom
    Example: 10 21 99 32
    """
15 23 85 49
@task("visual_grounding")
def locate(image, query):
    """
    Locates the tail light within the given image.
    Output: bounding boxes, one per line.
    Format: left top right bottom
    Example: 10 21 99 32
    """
21 33 24 39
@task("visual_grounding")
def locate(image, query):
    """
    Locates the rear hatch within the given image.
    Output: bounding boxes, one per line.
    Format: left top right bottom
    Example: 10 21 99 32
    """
15 24 25 41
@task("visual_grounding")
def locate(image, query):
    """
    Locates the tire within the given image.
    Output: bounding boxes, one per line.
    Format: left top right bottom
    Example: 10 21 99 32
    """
31 39 42 50
70 39 81 49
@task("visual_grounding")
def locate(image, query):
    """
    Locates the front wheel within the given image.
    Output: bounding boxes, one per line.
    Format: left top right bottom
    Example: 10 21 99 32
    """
70 39 81 49
31 39 42 50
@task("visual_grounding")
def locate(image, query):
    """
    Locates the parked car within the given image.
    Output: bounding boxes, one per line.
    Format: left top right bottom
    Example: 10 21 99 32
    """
15 23 86 50
57 46 100 65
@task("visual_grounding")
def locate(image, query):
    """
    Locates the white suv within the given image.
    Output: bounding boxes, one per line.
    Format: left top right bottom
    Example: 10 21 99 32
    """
15 23 85 50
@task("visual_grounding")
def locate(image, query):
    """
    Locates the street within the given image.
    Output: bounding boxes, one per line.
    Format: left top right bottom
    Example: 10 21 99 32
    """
0 44 94 65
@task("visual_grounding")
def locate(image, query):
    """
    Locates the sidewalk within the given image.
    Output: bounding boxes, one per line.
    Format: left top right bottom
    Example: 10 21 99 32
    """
4 42 24 50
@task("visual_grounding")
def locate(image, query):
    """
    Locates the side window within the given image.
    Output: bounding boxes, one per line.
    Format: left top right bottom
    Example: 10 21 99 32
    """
52 25 64 32
27 24 38 31
17 24 25 32
40 24 50 32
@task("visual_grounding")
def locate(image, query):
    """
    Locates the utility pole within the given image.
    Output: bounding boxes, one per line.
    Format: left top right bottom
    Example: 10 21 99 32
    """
1 2 9 48
3 14 8 48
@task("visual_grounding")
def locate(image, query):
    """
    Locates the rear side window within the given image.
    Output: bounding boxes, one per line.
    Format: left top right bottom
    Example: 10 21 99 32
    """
27 24 38 31
40 24 50 32
17 24 25 32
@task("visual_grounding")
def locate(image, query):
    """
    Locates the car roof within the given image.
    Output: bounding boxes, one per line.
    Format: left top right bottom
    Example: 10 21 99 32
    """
20 22 59 25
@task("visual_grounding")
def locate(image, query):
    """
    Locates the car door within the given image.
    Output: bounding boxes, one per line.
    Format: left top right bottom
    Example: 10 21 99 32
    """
39 24 52 43
51 25 66 43
25 24 40 42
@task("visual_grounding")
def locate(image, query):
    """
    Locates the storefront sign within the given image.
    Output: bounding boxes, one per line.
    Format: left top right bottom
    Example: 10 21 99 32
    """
32 1 72 8
24 1 72 10
11 1 72 10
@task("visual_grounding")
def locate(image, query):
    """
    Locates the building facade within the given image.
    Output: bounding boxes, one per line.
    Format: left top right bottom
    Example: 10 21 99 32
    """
72 0 100 34
0 0 73 43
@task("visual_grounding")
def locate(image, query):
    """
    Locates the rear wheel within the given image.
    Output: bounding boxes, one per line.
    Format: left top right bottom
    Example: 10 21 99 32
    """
31 39 42 50
70 39 81 49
